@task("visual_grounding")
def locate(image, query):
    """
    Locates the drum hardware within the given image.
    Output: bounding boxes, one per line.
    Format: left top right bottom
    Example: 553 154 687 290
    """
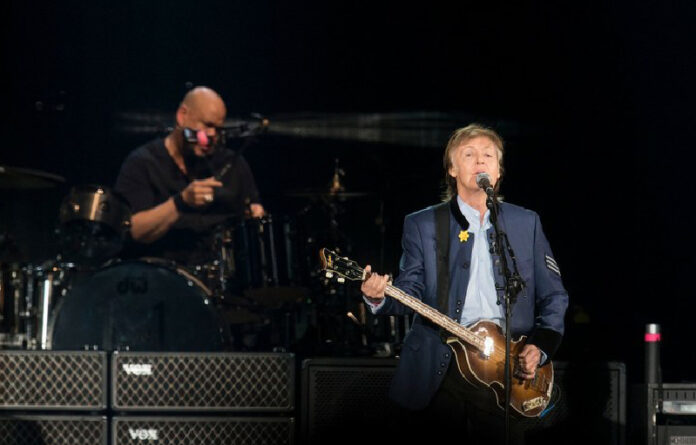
34 262 75 350
0 260 74 350
57 185 132 265
230 213 309 292
234 215 279 289
0 263 26 338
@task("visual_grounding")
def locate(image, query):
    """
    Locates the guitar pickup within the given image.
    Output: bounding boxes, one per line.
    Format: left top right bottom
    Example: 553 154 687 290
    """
480 336 494 359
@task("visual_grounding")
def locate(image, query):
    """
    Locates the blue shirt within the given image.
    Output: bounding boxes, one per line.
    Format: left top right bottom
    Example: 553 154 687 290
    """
456 197 505 328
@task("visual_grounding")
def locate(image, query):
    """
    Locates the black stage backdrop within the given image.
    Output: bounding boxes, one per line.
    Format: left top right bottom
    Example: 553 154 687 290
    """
2 1 695 384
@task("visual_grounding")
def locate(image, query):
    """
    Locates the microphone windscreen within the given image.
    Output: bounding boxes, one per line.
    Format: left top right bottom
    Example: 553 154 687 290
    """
476 172 491 187
196 130 209 147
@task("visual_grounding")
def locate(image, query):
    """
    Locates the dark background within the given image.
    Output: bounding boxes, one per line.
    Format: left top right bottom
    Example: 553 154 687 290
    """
1 1 694 385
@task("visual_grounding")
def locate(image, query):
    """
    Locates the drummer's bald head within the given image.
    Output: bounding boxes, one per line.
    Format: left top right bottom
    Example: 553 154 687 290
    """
180 86 226 114
176 86 227 129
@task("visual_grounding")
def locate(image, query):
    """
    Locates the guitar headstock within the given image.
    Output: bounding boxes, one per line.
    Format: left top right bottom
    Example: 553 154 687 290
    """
319 248 365 283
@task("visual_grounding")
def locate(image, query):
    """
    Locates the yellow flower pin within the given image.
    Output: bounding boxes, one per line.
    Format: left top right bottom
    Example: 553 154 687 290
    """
458 230 470 243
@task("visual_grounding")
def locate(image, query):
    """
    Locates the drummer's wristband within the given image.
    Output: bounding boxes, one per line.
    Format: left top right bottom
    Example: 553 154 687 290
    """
173 193 188 212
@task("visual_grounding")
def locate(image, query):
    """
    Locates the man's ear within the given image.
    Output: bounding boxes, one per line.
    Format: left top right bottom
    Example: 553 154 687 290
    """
175 105 188 127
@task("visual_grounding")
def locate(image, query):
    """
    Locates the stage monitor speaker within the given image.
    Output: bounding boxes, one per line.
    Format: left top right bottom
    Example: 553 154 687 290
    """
112 416 294 445
301 357 397 444
112 352 294 412
301 358 625 445
524 361 626 445
0 415 107 445
0 351 107 411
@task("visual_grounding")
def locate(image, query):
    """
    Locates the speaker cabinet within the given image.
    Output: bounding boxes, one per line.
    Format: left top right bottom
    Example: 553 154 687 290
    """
0 351 107 410
111 351 294 412
0 415 107 445
301 358 397 443
302 358 625 445
112 416 294 445
525 361 626 445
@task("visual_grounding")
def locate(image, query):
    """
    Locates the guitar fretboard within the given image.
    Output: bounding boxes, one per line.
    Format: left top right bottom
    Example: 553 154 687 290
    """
384 284 485 351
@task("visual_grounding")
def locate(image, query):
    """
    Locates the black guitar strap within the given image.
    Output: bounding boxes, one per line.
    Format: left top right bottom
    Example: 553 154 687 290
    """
435 198 470 315
435 201 451 314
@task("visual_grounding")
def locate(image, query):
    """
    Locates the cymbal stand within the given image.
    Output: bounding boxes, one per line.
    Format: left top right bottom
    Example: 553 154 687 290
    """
212 224 235 301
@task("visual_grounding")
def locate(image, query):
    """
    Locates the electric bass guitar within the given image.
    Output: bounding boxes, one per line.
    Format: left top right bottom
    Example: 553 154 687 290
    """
319 247 554 417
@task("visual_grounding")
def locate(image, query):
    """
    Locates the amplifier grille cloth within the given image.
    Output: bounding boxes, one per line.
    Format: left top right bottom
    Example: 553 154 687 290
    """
0 416 107 445
113 353 293 410
0 352 106 409
113 417 293 445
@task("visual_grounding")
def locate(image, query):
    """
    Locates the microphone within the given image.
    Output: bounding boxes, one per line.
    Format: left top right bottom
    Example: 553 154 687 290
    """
183 128 212 147
196 130 209 147
476 172 495 196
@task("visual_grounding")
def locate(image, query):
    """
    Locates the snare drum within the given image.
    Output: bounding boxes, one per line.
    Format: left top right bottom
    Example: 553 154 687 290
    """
47 259 230 351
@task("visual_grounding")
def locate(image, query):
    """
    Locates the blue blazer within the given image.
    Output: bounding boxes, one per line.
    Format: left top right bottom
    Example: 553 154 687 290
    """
376 201 569 410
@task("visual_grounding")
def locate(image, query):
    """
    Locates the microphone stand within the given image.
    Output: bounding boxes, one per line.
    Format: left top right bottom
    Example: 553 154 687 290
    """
486 192 525 445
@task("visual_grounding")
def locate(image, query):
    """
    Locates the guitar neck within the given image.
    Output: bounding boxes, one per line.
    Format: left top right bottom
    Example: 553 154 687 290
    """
384 284 485 351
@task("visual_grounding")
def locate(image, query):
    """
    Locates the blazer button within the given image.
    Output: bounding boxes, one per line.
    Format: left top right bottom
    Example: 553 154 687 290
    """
455 308 461 314
456 301 462 306
444 353 450 358
461 261 470 269
440 362 446 367
437 370 443 375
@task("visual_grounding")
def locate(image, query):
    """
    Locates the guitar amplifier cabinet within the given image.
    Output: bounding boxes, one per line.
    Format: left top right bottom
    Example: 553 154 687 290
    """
301 358 398 444
112 416 294 445
302 358 625 445
525 361 626 445
0 351 107 410
0 415 107 445
112 352 294 412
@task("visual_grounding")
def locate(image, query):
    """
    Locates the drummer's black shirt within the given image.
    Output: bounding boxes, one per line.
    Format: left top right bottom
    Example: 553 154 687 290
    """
114 138 261 266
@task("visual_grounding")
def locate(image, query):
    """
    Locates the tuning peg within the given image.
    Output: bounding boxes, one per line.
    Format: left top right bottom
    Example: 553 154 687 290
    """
337 277 345 283
325 272 334 278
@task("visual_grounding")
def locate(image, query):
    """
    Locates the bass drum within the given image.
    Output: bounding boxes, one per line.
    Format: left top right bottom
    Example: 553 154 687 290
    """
47 259 230 351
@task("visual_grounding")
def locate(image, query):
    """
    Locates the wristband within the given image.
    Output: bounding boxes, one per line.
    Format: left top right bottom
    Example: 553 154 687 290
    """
173 192 188 212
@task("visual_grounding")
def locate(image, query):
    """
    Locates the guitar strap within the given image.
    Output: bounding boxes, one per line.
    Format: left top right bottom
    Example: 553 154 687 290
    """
435 201 451 315
435 198 470 315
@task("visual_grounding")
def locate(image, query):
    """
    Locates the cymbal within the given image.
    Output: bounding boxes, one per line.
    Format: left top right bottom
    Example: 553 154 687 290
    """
285 188 371 199
0 166 65 189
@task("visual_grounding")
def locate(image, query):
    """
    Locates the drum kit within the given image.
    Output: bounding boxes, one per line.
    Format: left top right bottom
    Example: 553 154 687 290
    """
0 163 404 355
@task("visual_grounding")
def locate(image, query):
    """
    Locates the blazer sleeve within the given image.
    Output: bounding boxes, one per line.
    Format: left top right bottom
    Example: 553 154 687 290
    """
526 212 569 359
376 214 427 315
